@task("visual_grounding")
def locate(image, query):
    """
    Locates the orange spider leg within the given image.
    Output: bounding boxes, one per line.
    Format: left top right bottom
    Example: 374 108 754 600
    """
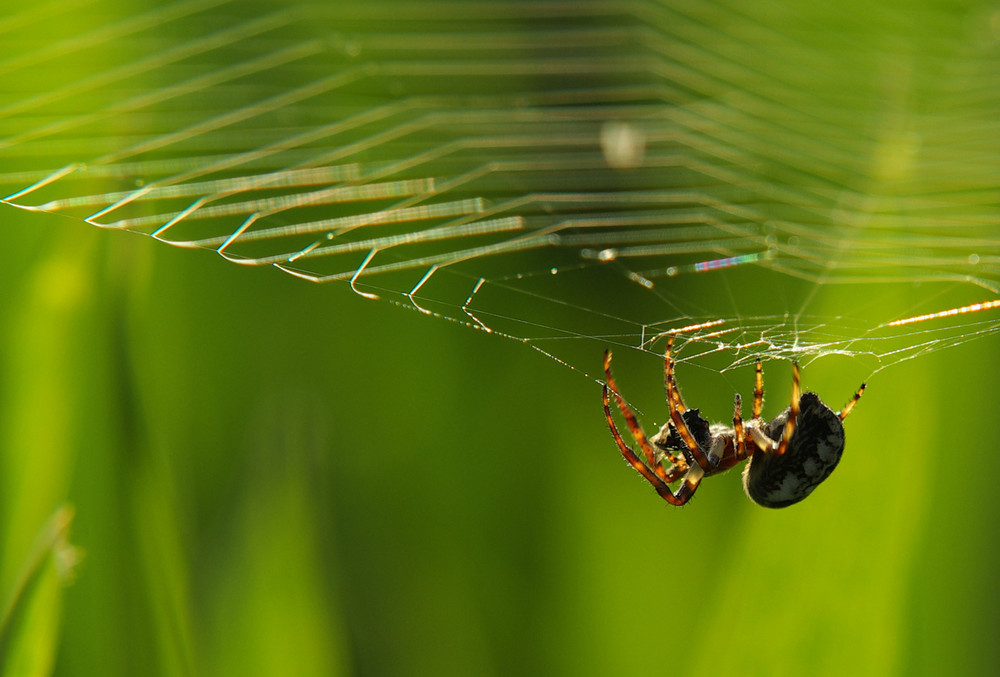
752 358 764 419
650 449 688 484
839 382 866 420
602 354 703 505
773 362 801 457
657 446 687 470
664 335 687 413
665 365 719 468
733 393 748 460
603 350 671 482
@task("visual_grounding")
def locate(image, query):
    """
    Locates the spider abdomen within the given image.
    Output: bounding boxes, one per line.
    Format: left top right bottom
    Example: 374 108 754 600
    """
742 392 845 508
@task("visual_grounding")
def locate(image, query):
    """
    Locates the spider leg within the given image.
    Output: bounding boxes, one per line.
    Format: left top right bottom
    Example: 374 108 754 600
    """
664 335 687 412
660 458 688 483
602 380 703 505
752 358 764 419
747 426 777 453
603 350 671 482
773 362 801 457
839 382 867 420
733 392 748 460
665 366 719 468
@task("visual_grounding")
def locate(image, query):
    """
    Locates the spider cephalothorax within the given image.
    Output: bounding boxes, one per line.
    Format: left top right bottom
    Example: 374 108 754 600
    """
602 338 866 508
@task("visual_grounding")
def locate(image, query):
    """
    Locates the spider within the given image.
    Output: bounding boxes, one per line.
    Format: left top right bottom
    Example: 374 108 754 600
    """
602 338 866 508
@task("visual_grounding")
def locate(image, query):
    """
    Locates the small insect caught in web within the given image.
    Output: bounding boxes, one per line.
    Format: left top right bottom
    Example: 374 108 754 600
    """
602 337 866 508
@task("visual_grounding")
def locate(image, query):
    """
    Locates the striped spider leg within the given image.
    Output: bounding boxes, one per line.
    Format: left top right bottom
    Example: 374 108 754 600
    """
603 350 700 505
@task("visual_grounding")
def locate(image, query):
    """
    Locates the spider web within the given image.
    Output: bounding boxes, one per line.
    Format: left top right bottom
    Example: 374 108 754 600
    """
2 0 999 385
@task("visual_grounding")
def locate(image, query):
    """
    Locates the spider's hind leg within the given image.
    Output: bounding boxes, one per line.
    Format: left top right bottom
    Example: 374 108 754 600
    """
733 393 749 461
839 382 867 420
752 358 764 419
773 362 801 457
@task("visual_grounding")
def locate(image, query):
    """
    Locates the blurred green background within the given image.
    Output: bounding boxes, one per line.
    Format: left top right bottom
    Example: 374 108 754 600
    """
3 0 1000 674
3 187 1000 676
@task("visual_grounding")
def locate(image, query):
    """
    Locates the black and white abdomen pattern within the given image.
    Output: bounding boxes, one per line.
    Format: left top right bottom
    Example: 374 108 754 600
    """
742 393 846 508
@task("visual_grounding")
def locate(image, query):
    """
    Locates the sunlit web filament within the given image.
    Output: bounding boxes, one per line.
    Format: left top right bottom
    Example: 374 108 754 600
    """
642 251 772 278
884 299 1000 327
643 319 726 349
691 252 767 273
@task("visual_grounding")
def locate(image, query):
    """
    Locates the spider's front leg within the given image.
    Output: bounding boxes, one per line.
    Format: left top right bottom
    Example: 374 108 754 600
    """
603 350 672 482
663 335 687 413
664 343 720 469
602 350 705 505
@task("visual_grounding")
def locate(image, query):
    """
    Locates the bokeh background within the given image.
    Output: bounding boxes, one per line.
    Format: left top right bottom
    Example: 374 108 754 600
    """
3 0 1000 675
5 169 1000 677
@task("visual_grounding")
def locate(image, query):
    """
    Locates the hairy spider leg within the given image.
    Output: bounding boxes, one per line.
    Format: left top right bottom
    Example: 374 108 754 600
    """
664 335 687 412
773 362 801 457
658 456 688 483
602 354 701 504
603 385 693 491
752 358 764 419
602 386 692 501
603 351 672 483
839 382 867 420
733 393 748 460
665 361 719 468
